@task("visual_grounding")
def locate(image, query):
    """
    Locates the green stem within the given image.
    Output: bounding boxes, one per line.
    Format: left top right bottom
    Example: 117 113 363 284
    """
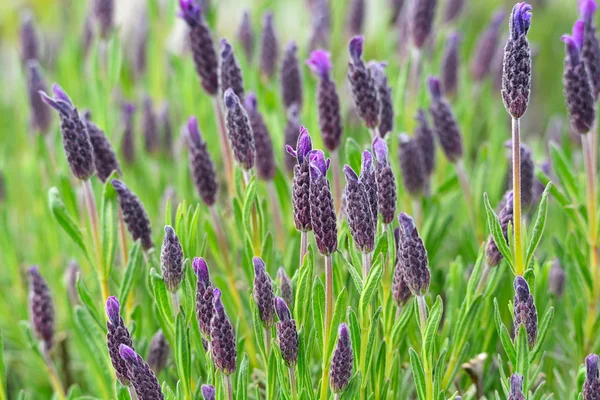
320 254 334 400
213 98 235 196
417 296 432 400
43 349 66 400
512 117 525 276
224 374 233 400
300 230 308 269
362 251 372 280
290 367 297 400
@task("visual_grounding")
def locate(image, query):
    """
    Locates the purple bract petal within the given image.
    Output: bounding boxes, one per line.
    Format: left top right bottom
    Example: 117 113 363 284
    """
307 50 332 78
193 257 210 287
427 77 442 99
361 150 373 176
398 212 416 236
187 116 202 146
309 149 330 179
372 137 389 165
349 36 364 63
119 344 138 365
274 296 292 321
245 92 258 112
342 165 359 182
106 296 121 326
179 0 201 26
580 0 597 21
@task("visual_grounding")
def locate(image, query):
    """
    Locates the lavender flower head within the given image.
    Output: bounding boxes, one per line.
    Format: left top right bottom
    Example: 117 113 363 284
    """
513 276 538 347
112 179 153 250
580 0 600 100
211 288 237 375
281 41 304 110
147 330 170 374
427 77 463 162
275 297 299 367
411 0 438 49
347 0 365 35
307 50 343 151
84 112 121 182
40 84 95 180
471 10 506 82
441 32 461 97
119 345 164 400
368 61 394 138
238 10 254 62
259 12 279 78
508 374 525 400
330 323 353 393
161 226 184 293
28 266 54 351
502 3 533 119
392 228 412 306
201 385 216 400
398 213 430 296
224 88 255 170
93 0 114 39
20 12 40 63
179 0 219 96
106 296 134 385
220 39 245 102
360 150 378 232
347 36 380 129
26 60 52 135
585 354 600 400
253 257 275 328
343 165 375 253
309 150 338 255
193 258 214 338
245 93 275 180
562 22 596 134
286 127 313 231
373 137 397 224
414 109 436 177
277 267 294 309
186 116 218 206
399 134 426 196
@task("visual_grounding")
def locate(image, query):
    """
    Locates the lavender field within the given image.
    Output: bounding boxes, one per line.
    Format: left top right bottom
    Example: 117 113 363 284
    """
0 0 598 398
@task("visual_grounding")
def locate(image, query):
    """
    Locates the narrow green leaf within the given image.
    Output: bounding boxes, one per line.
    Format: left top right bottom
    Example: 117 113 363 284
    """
175 312 192 400
0 329 5 400
409 348 427 400
336 251 363 293
76 275 105 333
493 298 516 365
100 177 118 278
525 183 552 268
118 241 143 312
326 289 347 360
529 307 554 363
294 247 314 327
483 193 513 269
364 307 382 380
312 277 325 356
360 263 382 317
424 296 443 366
236 354 249 400
347 308 361 371
150 268 175 344
340 372 362 400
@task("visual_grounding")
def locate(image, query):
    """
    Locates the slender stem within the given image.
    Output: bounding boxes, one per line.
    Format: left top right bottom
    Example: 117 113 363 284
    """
264 328 271 355
43 349 66 400
300 231 308 269
476 263 492 294
334 394 341 400
512 117 525 276
128 386 139 400
417 296 428 332
320 254 334 400
290 367 297 399
171 292 179 318
362 252 372 279
331 151 342 214
118 210 135 316
210 206 231 266
417 295 433 400
268 182 285 251
82 180 109 301
224 374 233 400
213 98 235 196
242 169 261 255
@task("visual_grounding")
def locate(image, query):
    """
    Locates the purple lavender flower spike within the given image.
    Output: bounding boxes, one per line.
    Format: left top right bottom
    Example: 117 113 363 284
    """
28 266 55 352
274 297 298 367
392 229 412 306
471 10 506 82
347 0 365 35
585 354 600 399
238 10 254 62
253 257 275 328
562 22 596 134
348 36 380 129
513 276 538 347
259 12 279 79
220 38 245 102
106 296 134 385
309 149 337 255
372 137 397 224
120 102 136 164
411 0 438 49
397 213 430 296
224 88 255 170
428 76 463 162
161 226 184 293
211 288 237 375
193 258 214 338
360 150 378 232
343 164 375 253
201 385 216 400
93 0 114 39
277 267 294 309
287 126 313 231
147 330 170 374
368 61 394 137
580 0 600 100
84 112 121 182
112 179 153 250
187 116 218 206
26 61 52 135
508 374 525 400
414 109 436 178
281 41 303 110
119 345 164 399
441 32 460 97
399 134 426 196
20 12 39 63
330 323 353 393
486 191 514 267
245 92 275 180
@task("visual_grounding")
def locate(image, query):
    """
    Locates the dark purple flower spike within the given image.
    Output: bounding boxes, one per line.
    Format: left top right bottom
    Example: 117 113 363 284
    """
471 10 506 82
147 330 170 374
238 10 254 63
508 374 525 400
259 12 279 78
120 102 136 164
368 61 394 138
253 257 275 328
427 77 463 162
486 192 514 267
281 41 304 110
224 88 255 170
111 179 153 250
161 226 184 293
287 127 313 232
84 113 121 182
193 258 214 338
211 288 237 375
411 0 438 49
397 213 430 296
201 385 216 400
580 0 600 100
309 150 337 255
20 12 40 63
441 32 461 97
347 36 380 129
274 297 299 367
119 345 164 400
414 109 436 178
399 134 426 196
347 0 365 35
343 164 375 253
186 116 218 206
220 38 245 102
106 296 134 386
28 266 55 352
330 323 353 393
392 229 412 307
26 61 52 134
245 93 275 180
277 268 294 309
372 137 397 225
513 276 538 348
585 353 600 400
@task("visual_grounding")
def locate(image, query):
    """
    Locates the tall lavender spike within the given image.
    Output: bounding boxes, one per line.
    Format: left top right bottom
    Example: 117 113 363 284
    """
427 77 463 162
82 11 94 57
20 12 40 63
259 12 279 78
220 39 245 102
580 0 600 100
39 84 96 180
275 297 299 367
398 213 430 296
307 50 343 151
281 41 304 110
28 266 54 352
368 61 394 138
193 258 214 338
238 10 255 63
284 105 302 172
548 259 565 297
186 116 218 206
414 109 436 177
201 385 216 400
159 103 173 157
224 89 255 170
360 150 378 232
277 267 294 309
119 345 164 400
253 257 275 328
508 374 525 400
147 330 170 374
471 10 505 82
26 61 52 135
411 0 438 49
347 0 365 35
347 36 380 129
441 33 461 97
562 23 596 134
106 296 134 385
486 192 514 267
399 134 426 196
179 0 219 96
111 179 153 250
443 0 464 23
330 323 353 393
343 165 375 253
142 96 159 154
309 0 332 51
286 127 313 232
245 93 275 180
502 3 533 119
120 103 136 165
513 276 538 347
161 226 184 293
309 150 338 255
372 137 397 224
93 0 114 39
83 113 121 182
389 0 405 26
211 289 237 375
585 354 600 399
392 228 412 306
